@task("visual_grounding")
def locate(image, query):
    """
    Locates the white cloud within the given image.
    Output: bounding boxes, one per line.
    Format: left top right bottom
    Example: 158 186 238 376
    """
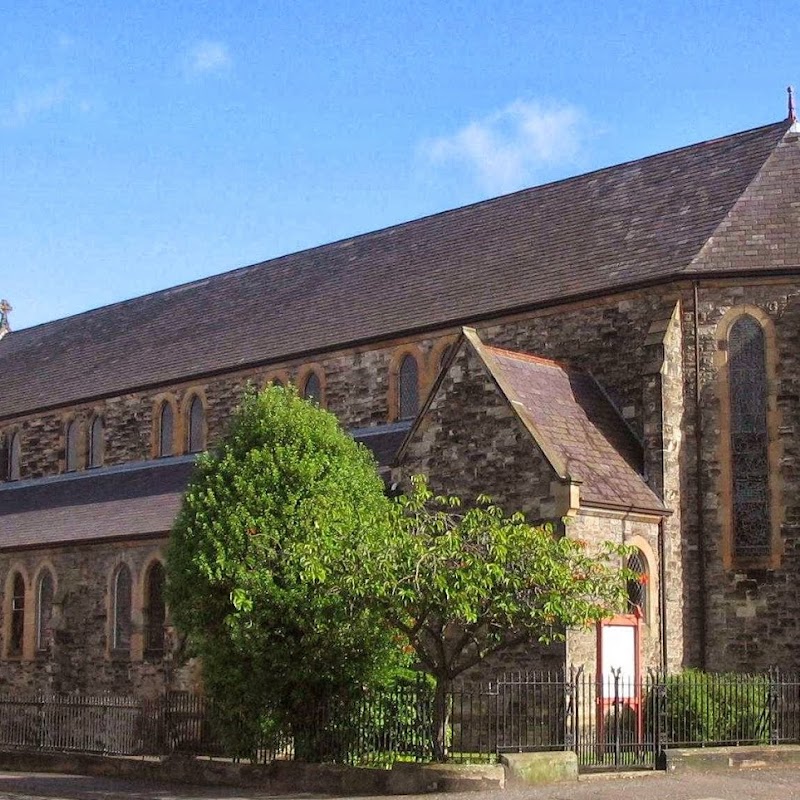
420 100 585 193
185 40 231 76
2 81 68 128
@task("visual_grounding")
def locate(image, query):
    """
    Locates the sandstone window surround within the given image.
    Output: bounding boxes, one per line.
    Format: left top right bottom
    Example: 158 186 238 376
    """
88 415 104 468
264 370 289 389
143 560 166 658
7 431 21 481
4 569 28 659
299 365 326 407
64 419 80 473
105 551 169 662
35 568 55 653
626 549 649 623
185 393 207 454
388 346 424 423
715 306 782 570
152 396 178 459
112 564 133 654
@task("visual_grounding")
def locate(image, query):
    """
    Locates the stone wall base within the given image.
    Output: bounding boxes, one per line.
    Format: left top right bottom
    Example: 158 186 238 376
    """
665 744 800 773
0 750 505 794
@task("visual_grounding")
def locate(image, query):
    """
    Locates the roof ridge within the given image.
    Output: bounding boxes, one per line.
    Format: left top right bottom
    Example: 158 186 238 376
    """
6 120 790 337
483 344 576 371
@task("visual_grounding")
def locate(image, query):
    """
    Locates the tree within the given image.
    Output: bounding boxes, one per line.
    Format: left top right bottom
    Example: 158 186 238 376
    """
369 476 633 761
166 385 403 756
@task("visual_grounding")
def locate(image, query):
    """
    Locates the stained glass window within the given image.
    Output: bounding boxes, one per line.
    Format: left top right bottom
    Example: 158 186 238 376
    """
10 573 25 656
36 571 54 652
89 416 104 468
398 355 419 420
303 372 322 404
113 565 132 651
187 396 205 453
145 562 166 654
626 550 648 621
8 433 20 481
159 403 174 457
728 315 770 557
65 420 79 472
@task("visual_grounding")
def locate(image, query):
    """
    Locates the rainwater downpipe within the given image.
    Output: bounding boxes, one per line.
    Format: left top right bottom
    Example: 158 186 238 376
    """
693 281 708 669
658 516 668 671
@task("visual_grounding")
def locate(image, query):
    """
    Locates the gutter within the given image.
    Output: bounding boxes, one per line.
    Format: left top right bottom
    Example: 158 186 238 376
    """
5 267 800 422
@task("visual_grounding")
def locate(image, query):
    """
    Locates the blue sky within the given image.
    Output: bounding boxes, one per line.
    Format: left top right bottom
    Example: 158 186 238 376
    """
2 1 797 331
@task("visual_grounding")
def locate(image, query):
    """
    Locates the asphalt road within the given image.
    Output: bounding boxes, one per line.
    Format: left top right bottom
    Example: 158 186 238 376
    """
1 769 800 800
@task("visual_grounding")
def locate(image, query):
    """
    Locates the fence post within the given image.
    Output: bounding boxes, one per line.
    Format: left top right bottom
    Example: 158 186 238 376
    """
650 668 667 768
564 666 575 752
611 667 622 767
768 667 779 746
37 695 45 750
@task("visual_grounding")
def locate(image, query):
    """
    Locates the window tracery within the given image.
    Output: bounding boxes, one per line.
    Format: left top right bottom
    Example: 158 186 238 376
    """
728 315 770 557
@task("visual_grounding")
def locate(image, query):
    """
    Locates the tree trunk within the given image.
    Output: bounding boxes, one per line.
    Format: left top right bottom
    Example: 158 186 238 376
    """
432 675 452 762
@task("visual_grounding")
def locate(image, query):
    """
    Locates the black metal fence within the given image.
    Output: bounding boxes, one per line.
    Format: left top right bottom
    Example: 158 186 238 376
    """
0 669 797 770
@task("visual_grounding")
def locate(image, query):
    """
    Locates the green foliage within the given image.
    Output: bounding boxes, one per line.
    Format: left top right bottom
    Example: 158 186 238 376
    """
657 670 770 745
371 475 633 682
364 475 633 760
166 385 406 757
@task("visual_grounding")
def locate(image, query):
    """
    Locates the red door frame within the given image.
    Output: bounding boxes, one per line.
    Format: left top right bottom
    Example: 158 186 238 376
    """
596 612 642 748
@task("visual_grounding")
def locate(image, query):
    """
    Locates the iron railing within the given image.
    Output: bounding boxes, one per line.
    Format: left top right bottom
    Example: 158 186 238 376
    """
0 670 796 770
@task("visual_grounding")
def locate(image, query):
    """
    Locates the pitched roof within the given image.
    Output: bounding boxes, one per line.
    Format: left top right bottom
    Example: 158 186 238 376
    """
465 331 666 514
0 423 407 550
0 457 193 550
0 120 791 419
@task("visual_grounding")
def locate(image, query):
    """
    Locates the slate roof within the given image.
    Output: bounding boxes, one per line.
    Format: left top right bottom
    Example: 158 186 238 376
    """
0 457 193 550
0 424 407 549
474 336 666 514
0 119 791 419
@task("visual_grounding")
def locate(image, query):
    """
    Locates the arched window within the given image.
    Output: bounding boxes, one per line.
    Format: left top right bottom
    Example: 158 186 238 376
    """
112 565 132 652
398 354 420 420
187 396 206 454
144 562 166 654
65 420 79 472
88 416 104 468
303 372 322 404
36 570 54 652
728 315 770 557
626 550 648 622
158 402 174 457
9 573 25 656
7 433 20 481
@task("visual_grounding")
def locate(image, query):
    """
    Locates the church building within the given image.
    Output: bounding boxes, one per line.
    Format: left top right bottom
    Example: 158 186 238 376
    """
2 109 800 696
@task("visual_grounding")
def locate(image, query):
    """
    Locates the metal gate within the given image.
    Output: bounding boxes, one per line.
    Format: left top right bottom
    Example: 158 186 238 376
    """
493 668 662 771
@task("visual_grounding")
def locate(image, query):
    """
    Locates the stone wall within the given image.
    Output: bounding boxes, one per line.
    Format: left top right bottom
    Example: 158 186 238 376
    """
689 280 800 671
0 538 197 697
397 337 564 520
0 333 457 482
564 510 662 674
9 272 800 681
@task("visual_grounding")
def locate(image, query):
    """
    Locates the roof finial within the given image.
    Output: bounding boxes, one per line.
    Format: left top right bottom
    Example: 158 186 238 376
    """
0 299 11 340
788 86 796 122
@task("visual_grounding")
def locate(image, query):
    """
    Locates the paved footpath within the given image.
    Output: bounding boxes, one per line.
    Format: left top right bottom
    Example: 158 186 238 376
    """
2 769 800 800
